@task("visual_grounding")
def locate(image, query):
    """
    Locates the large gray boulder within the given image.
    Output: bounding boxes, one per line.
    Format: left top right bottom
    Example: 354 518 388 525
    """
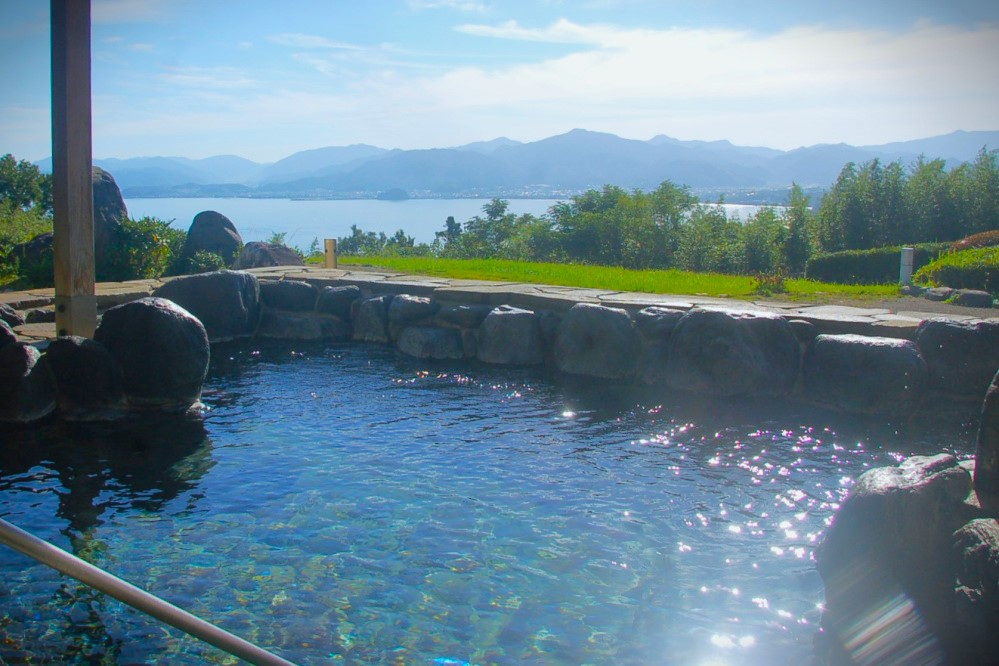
233 241 304 269
477 305 544 366
389 294 439 325
92 166 127 277
259 279 318 312
181 210 242 266
256 311 319 340
554 303 639 379
951 289 995 308
0 319 16 349
154 270 260 342
975 369 999 513
43 336 124 420
436 304 492 329
0 303 25 328
352 295 393 343
803 334 926 415
951 518 999 661
94 297 209 412
816 454 977 665
634 306 684 384
665 308 799 397
916 319 999 398
396 326 464 360
316 285 362 320
0 342 56 423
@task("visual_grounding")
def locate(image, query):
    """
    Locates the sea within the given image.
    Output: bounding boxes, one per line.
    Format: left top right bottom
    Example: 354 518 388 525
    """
123 197 771 249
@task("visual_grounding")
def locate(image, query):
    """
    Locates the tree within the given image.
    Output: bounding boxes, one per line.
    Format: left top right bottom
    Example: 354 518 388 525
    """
781 183 813 276
0 153 52 214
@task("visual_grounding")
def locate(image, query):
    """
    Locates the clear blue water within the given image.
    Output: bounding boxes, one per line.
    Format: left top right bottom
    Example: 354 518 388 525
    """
0 343 978 665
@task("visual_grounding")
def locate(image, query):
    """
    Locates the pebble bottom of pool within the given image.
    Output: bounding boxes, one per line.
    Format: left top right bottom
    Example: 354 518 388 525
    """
0 342 978 665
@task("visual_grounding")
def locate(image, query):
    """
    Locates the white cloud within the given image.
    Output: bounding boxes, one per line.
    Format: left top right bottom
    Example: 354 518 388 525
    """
408 0 490 12
159 66 259 90
92 0 169 24
81 16 999 158
358 19 999 148
268 33 364 50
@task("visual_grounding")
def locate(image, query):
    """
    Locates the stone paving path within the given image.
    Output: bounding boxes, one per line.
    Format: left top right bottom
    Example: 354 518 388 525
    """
3 266 996 344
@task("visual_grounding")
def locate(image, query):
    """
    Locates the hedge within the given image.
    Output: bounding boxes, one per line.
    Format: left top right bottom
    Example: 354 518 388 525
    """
913 247 999 293
805 243 949 285
951 230 999 252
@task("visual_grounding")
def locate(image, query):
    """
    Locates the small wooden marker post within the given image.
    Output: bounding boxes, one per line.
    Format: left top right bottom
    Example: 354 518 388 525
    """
51 0 97 338
324 239 337 268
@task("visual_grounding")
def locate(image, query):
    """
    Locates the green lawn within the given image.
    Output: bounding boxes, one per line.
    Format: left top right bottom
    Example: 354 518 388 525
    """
337 256 900 300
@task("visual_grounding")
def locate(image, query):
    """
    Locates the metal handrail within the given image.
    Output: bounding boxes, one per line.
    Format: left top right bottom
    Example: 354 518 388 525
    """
0 517 296 665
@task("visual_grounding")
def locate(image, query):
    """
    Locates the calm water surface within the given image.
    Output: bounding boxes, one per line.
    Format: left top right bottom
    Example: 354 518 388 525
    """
0 343 977 664
123 198 770 247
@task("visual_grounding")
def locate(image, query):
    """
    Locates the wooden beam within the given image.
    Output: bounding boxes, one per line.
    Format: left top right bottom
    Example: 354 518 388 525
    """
51 0 96 338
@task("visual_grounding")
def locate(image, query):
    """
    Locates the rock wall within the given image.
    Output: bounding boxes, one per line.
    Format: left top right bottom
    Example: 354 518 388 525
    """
4 268 997 427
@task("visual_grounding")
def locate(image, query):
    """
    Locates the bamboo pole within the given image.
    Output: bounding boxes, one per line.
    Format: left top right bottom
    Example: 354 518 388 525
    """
0 517 296 665
324 238 337 268
51 0 97 338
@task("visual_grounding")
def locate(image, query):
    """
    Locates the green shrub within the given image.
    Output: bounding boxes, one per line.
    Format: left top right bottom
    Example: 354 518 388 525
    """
100 216 186 281
913 247 999 293
184 250 228 274
951 230 999 252
0 202 53 286
805 243 949 284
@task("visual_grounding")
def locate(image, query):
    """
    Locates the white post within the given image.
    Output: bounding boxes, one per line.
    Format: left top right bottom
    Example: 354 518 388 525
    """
899 247 914 285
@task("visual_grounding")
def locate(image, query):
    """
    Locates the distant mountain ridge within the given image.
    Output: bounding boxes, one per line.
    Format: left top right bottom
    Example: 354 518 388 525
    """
35 129 998 200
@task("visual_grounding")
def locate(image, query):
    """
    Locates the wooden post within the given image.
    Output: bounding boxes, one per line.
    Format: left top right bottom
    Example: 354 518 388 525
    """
51 0 96 338
324 239 337 268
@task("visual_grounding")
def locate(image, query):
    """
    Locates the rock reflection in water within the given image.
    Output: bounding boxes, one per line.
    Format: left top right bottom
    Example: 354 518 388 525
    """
0 414 214 663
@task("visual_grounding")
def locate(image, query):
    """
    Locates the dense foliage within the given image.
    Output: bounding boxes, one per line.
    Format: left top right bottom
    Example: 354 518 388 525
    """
0 152 191 287
336 148 997 289
341 183 817 277
100 216 187 281
914 247 999 292
817 150 998 251
0 154 54 284
806 243 949 285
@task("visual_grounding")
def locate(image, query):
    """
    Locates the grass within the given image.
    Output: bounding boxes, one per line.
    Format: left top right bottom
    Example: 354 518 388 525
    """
338 256 900 300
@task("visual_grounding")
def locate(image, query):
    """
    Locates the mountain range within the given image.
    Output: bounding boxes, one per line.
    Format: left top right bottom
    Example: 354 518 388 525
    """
36 129 998 202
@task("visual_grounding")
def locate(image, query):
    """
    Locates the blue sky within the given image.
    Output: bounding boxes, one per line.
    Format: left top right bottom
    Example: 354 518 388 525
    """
2 0 998 163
